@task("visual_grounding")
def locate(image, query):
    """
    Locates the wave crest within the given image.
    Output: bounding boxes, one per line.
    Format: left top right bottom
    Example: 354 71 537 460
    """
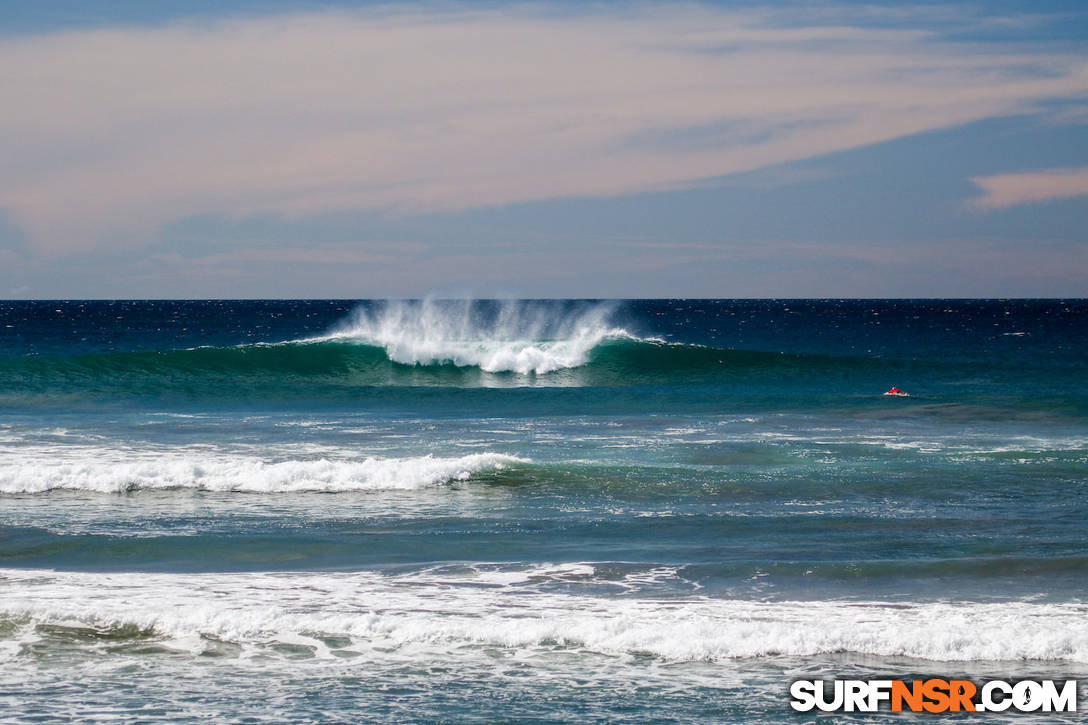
324 299 631 374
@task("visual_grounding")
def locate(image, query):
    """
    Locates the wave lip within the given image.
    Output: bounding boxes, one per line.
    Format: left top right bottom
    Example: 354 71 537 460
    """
0 452 525 494
323 299 633 374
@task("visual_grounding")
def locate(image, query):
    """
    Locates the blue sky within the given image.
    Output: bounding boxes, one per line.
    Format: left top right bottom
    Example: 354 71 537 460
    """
1 1 1086 298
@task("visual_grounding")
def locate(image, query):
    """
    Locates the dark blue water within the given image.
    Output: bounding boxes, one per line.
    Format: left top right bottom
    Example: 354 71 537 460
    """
1 299 1086 723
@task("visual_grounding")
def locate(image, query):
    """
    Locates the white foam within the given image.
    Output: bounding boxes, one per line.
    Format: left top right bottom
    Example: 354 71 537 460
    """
0 452 524 494
322 299 632 374
2 569 1086 664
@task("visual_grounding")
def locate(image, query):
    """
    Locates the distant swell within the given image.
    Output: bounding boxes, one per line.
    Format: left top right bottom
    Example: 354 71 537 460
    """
0 452 525 494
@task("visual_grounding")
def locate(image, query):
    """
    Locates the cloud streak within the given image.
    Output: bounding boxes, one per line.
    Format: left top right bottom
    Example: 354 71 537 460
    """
970 167 1088 209
1 4 1087 254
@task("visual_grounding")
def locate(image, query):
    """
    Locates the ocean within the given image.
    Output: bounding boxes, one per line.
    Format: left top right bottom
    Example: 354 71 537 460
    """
0 298 1085 723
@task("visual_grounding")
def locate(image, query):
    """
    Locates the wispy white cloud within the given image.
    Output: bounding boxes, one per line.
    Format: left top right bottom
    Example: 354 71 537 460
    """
1 4 1087 255
970 167 1088 209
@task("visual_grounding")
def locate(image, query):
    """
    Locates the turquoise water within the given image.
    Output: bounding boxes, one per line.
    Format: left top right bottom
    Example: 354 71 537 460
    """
0 299 1086 722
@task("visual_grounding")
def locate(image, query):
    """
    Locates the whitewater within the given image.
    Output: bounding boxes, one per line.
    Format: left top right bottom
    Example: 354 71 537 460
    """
4 569 1088 663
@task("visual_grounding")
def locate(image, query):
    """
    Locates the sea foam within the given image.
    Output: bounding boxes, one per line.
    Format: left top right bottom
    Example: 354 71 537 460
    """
323 299 631 374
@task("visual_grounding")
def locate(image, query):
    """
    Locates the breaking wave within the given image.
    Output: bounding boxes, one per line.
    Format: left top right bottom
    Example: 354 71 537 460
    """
0 299 901 405
0 452 524 494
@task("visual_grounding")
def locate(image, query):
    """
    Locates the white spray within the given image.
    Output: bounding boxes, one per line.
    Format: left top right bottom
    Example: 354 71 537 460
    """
324 299 631 374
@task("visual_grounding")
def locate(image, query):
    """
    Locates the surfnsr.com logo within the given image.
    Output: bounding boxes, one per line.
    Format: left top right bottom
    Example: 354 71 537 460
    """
790 679 1078 713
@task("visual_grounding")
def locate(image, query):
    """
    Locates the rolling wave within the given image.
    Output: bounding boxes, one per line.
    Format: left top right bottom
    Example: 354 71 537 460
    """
0 336 839 398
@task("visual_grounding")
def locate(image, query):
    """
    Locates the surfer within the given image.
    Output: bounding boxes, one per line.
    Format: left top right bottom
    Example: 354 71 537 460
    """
884 387 909 397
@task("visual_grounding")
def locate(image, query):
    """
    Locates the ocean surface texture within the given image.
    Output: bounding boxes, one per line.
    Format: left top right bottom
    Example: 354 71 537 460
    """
1 298 1086 723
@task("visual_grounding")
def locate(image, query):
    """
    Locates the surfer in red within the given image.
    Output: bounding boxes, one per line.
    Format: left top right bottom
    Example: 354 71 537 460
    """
884 387 908 396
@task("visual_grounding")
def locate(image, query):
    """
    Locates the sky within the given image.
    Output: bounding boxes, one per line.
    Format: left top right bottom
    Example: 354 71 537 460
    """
1 1 1086 298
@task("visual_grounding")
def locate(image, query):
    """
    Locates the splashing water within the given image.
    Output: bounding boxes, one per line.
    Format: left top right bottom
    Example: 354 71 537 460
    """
324 299 631 374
